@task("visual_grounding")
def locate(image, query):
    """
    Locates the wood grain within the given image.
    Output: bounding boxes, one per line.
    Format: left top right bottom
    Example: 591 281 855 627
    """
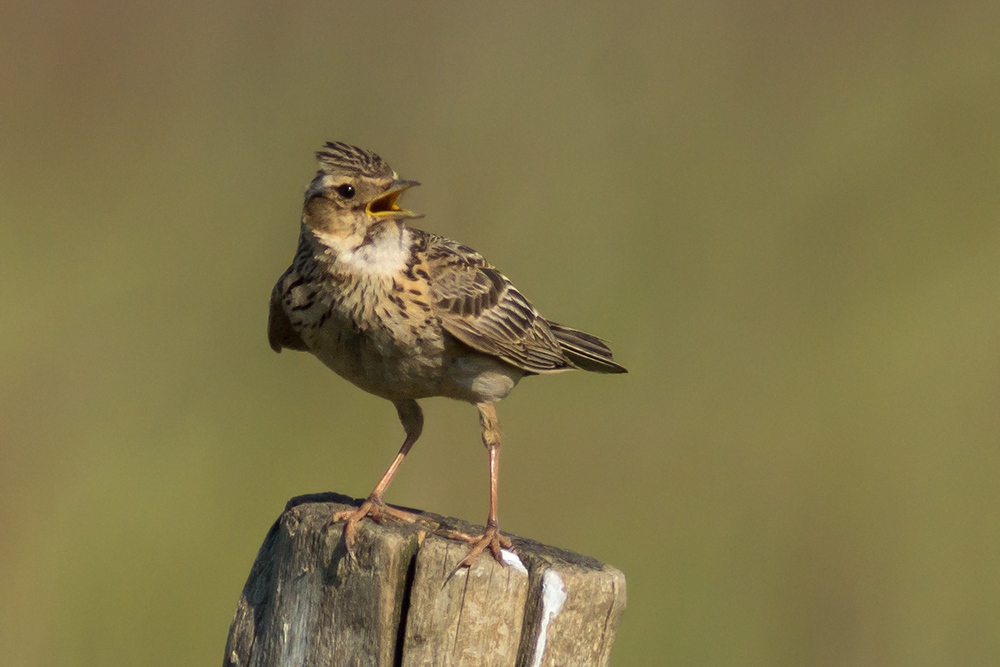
223 493 625 667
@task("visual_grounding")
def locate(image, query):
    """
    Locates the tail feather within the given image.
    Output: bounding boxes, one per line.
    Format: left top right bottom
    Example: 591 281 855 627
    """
547 321 628 374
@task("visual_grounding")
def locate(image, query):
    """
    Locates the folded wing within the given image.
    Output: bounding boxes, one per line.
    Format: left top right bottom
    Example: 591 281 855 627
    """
424 236 572 373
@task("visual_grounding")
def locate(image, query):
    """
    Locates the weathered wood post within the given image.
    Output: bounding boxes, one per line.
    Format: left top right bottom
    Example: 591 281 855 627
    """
224 492 626 667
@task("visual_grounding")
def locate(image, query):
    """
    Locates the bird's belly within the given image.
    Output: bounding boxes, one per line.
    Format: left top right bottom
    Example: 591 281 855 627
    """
439 351 524 404
306 313 445 401
333 352 444 400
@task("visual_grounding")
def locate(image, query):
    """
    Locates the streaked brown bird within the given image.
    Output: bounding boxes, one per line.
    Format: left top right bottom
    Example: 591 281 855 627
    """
268 141 627 567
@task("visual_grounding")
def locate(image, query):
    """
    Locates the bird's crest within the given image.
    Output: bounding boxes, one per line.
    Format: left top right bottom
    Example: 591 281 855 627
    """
316 141 393 179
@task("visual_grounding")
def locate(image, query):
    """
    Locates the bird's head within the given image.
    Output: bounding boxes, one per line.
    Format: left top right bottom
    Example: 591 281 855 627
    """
302 141 421 238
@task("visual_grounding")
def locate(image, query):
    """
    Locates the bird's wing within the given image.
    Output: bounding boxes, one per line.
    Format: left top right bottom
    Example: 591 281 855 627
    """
267 273 309 353
421 235 571 373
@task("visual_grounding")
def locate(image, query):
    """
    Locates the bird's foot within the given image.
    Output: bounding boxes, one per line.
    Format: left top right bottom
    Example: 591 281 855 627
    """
441 521 513 570
327 496 430 559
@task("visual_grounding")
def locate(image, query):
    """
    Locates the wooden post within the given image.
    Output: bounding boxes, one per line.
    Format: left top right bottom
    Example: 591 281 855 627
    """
224 493 626 667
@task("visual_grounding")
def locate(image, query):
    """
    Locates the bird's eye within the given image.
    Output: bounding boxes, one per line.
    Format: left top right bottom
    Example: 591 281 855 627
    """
335 184 356 199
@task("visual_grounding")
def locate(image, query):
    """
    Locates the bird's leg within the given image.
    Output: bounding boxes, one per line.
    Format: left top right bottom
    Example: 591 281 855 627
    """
330 399 432 553
449 403 513 568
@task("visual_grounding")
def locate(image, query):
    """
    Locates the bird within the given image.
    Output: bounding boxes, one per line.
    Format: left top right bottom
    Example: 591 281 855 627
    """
268 141 627 568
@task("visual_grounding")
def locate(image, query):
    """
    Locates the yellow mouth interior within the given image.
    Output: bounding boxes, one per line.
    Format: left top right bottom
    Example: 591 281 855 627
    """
368 190 402 215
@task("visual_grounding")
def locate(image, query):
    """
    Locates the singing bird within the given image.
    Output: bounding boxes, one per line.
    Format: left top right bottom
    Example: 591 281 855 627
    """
268 142 627 567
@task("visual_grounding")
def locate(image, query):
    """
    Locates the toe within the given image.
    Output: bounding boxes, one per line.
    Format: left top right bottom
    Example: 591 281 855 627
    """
446 525 512 569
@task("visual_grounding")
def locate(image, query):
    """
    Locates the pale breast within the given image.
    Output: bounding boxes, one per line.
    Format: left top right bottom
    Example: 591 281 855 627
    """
294 272 447 401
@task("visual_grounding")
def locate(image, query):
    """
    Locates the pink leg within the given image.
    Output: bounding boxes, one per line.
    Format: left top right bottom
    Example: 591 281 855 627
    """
329 400 432 551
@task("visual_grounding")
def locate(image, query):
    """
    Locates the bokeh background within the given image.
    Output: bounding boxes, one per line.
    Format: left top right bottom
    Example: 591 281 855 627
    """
3 2 999 665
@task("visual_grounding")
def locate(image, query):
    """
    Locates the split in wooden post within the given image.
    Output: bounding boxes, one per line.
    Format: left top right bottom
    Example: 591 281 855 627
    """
224 493 626 667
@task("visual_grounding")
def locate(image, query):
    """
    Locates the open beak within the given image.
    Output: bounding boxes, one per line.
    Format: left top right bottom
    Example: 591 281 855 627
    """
367 179 422 220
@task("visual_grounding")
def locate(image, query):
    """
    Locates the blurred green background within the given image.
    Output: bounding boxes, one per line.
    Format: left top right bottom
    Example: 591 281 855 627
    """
3 1 999 665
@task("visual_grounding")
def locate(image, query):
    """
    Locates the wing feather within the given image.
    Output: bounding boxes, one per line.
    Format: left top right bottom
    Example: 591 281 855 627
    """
268 272 309 353
422 236 571 373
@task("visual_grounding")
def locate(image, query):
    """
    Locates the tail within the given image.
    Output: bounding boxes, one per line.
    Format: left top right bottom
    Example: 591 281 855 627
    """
547 321 628 374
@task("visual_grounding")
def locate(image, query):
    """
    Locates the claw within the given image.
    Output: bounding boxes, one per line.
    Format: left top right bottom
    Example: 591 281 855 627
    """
442 523 514 578
326 496 434 560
